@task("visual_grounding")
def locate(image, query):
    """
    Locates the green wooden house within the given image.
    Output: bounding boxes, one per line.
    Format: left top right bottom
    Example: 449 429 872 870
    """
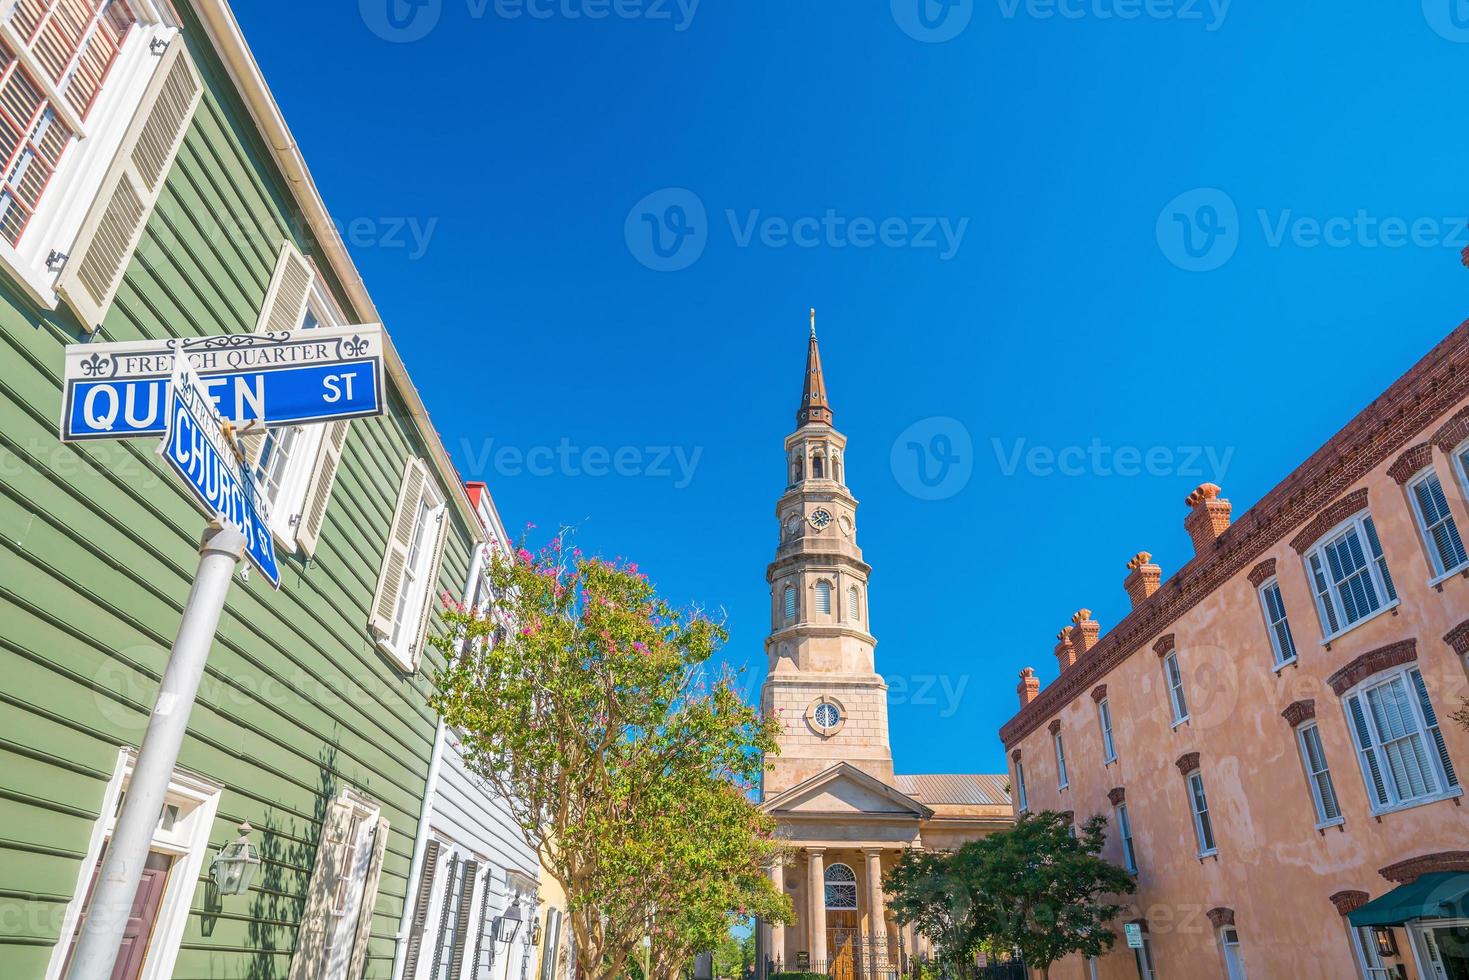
0 2 480 977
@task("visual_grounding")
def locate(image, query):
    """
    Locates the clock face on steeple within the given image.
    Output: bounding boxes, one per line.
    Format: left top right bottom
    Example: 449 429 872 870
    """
808 509 833 530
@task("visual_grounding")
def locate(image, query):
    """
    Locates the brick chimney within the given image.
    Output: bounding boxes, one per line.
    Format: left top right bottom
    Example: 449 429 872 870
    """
1070 609 1100 658
1054 627 1075 673
1184 483 1232 556
1124 552 1162 607
1017 667 1040 708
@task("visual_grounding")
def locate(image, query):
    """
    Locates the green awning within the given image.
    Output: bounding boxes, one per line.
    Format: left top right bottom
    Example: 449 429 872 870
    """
1349 873 1469 927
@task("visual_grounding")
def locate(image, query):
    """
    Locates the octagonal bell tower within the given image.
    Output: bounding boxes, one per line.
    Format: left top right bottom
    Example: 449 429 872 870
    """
762 313 894 796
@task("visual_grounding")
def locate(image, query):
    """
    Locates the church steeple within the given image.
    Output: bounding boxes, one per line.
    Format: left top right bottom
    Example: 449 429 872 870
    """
797 309 833 428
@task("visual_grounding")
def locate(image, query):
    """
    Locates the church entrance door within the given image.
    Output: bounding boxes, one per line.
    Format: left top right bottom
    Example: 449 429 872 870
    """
827 910 860 980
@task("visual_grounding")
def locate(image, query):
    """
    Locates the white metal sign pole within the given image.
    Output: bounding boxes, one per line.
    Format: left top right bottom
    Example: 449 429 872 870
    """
65 520 246 980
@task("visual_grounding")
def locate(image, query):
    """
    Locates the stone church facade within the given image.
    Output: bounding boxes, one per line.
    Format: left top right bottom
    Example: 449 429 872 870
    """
756 320 1013 979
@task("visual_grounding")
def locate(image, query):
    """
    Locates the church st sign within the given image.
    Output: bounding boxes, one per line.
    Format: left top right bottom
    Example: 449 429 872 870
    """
60 323 384 442
157 364 281 589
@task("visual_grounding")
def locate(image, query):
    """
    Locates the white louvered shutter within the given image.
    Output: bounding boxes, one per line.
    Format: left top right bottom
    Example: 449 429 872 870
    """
346 816 390 980
56 39 202 331
296 420 350 555
403 840 443 980
408 501 448 664
256 241 315 333
288 799 354 980
370 457 429 640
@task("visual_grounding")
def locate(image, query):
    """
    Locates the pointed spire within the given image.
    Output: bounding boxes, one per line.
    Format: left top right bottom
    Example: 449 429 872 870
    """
797 309 833 428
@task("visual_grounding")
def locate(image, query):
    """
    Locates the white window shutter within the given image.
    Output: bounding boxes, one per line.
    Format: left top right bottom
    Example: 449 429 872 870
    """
288 799 354 980
56 40 202 332
296 420 351 556
403 840 443 980
370 457 429 639
256 241 315 334
408 503 449 662
346 816 390 980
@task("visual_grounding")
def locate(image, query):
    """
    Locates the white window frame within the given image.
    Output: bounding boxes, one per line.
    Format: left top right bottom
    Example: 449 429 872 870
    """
1257 577 1298 668
1054 731 1069 790
0 4 177 307
383 479 447 668
1341 665 1461 816
1185 768 1217 857
1303 510 1399 642
251 279 344 549
1098 696 1117 764
1164 651 1190 726
1116 802 1137 873
1406 466 1469 582
1219 925 1248 980
848 585 860 621
1349 923 1391 980
324 790 383 977
1294 720 1344 829
1014 761 1028 813
45 747 223 980
1135 937 1157 980
815 579 832 615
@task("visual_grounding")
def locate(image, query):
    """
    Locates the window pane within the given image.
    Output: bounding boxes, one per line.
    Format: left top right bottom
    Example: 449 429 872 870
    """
1347 695 1390 807
1412 670 1459 787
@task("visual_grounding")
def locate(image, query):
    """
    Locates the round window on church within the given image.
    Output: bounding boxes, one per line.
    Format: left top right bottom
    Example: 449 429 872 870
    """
807 698 845 737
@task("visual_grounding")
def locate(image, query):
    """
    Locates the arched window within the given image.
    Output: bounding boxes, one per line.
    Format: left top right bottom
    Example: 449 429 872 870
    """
815 581 832 614
824 864 858 910
793 457 803 483
812 454 825 479
848 586 860 620
783 586 797 620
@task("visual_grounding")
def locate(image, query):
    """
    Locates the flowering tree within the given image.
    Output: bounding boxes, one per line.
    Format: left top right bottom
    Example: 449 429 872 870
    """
428 538 791 980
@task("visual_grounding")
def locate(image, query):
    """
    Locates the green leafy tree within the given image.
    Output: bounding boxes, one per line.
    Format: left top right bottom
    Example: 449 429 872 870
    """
430 538 791 980
886 811 1134 980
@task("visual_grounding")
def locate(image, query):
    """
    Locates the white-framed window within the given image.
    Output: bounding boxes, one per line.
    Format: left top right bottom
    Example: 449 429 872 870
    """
783 585 797 620
1219 926 1248 980
1407 468 1468 578
47 748 222 980
369 457 449 671
815 579 832 615
823 863 857 910
1164 651 1190 725
1186 768 1217 856
1054 731 1069 790
1350 924 1390 980
1116 802 1137 873
848 585 860 620
1014 761 1028 813
291 790 388 980
1343 666 1460 814
1098 697 1117 763
1294 721 1343 827
1258 578 1298 667
0 1 187 307
1304 511 1398 639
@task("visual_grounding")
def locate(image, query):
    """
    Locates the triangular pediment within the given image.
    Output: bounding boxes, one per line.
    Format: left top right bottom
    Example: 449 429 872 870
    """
761 763 932 820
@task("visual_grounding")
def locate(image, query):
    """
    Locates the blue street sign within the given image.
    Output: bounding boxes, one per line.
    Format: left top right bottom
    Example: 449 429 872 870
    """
157 369 281 589
61 324 385 443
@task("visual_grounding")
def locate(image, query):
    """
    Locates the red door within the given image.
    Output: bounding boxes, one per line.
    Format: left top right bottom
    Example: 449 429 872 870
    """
63 849 175 980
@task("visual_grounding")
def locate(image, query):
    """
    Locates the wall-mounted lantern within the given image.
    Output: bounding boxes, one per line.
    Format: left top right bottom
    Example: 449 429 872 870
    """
495 899 524 944
209 821 261 896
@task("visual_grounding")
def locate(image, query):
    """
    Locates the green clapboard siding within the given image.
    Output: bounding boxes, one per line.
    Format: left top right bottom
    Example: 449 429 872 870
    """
0 10 474 980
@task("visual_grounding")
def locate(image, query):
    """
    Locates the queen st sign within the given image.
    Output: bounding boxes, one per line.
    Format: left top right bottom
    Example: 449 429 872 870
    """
60 323 385 442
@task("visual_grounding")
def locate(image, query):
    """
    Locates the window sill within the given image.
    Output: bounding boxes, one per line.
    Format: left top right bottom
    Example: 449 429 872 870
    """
373 636 419 674
1369 786 1463 819
1319 600 1401 647
1273 657 1299 675
1314 817 1346 833
1171 716 1191 731
0 240 60 312
1427 564 1469 589
1103 756 1118 767
1196 849 1219 862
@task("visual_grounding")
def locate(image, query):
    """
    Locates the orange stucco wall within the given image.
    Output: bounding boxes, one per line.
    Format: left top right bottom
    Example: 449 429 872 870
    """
1003 383 1469 980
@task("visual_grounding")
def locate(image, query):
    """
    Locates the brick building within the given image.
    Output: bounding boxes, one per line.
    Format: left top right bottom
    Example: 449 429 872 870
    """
999 325 1469 980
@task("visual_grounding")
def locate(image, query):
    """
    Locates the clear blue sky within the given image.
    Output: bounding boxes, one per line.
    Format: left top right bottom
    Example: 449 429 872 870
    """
234 0 1469 775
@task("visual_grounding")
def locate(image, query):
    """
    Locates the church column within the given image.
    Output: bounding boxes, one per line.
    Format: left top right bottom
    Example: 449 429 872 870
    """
806 847 827 970
768 859 786 970
863 848 887 975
